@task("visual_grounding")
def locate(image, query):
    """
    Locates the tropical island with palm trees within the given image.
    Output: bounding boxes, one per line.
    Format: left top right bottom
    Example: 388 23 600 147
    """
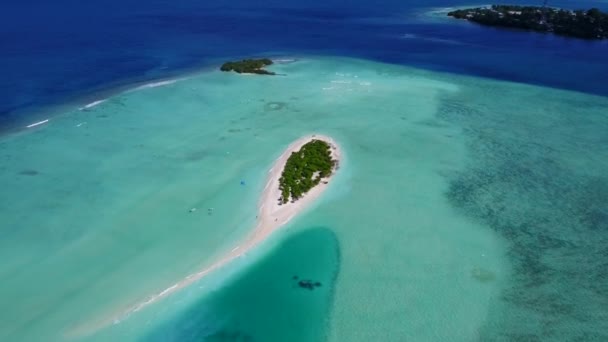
220 58 276 75
447 5 608 39
278 139 337 204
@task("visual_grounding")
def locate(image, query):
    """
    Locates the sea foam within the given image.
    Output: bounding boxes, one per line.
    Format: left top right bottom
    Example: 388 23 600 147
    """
134 80 178 90
25 119 49 128
79 99 106 110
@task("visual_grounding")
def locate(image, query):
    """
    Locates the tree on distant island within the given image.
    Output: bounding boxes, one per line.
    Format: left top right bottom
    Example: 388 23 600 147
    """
220 58 276 75
448 5 608 39
278 140 336 204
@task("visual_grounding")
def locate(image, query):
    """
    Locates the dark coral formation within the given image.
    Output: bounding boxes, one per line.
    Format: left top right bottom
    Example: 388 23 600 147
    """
439 91 608 340
293 277 323 291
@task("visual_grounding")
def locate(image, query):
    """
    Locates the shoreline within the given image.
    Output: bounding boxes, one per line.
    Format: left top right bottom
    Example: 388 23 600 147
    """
68 134 341 337
418 4 490 20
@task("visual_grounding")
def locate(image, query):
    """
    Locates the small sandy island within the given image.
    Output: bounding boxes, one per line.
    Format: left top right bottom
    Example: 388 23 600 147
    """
69 134 341 337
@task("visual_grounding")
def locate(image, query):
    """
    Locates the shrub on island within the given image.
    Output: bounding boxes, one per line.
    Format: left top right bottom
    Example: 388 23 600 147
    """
279 140 336 204
220 58 276 75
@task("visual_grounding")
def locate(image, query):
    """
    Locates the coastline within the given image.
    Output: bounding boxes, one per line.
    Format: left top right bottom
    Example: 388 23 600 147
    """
257 134 340 239
418 4 490 21
68 134 341 337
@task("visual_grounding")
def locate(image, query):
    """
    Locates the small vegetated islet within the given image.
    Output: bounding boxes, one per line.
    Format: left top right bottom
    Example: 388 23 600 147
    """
279 140 335 204
220 58 275 75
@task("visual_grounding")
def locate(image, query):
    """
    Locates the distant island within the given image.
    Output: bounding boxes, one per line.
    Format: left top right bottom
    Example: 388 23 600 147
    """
448 5 608 39
220 58 276 75
279 139 337 204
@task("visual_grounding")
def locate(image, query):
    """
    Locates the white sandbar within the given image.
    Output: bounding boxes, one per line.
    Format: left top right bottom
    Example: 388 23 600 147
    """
69 134 341 336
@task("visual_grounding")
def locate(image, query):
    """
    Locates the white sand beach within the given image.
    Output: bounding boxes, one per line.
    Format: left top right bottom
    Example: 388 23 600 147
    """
257 134 341 240
70 134 341 336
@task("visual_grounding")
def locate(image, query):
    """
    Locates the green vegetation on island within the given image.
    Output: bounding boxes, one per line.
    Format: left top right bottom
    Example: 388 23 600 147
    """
448 5 608 39
279 140 336 204
220 58 276 75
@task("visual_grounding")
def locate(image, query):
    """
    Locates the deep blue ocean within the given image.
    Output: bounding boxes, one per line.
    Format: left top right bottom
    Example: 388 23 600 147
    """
2 0 607 129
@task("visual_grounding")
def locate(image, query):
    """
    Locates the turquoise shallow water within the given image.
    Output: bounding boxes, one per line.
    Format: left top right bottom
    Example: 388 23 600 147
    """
144 227 340 342
0 57 607 341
